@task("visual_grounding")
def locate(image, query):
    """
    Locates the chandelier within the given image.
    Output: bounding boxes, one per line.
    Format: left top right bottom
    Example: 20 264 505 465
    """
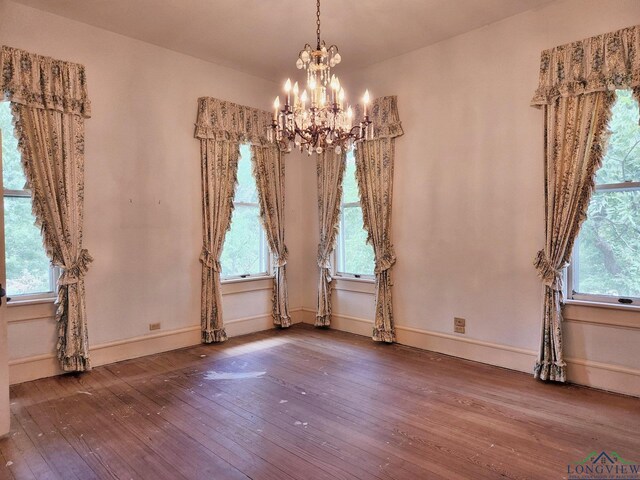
269 0 371 155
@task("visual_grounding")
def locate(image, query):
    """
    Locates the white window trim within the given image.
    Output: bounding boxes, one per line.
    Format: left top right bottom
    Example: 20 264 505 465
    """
334 200 375 281
219 201 271 282
219 150 272 281
220 275 274 296
567 181 640 307
221 270 273 284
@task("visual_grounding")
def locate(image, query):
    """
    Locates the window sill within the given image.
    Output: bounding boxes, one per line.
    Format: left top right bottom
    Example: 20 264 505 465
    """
221 275 274 285
334 275 375 284
7 296 56 308
333 276 375 294
220 275 274 295
6 297 56 324
563 299 640 329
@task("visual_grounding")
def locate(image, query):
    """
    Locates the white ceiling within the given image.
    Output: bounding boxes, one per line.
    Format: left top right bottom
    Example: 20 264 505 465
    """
11 0 555 82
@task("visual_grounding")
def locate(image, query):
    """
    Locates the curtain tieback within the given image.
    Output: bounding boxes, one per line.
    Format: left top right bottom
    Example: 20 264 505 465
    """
58 249 93 286
317 245 332 270
374 251 396 274
200 247 221 272
534 249 564 291
273 249 288 268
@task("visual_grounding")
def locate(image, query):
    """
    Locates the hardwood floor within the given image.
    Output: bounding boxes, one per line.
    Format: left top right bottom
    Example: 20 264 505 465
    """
0 324 638 479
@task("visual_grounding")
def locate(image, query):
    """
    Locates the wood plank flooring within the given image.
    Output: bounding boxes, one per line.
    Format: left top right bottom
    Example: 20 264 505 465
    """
0 324 638 479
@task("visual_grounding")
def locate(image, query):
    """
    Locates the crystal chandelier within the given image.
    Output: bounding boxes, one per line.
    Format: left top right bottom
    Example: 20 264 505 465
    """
269 0 371 155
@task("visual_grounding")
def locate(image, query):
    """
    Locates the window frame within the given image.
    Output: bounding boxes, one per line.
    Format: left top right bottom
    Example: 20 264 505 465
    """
219 147 271 282
334 201 375 281
2 187 59 302
220 200 271 282
567 179 640 307
334 152 375 281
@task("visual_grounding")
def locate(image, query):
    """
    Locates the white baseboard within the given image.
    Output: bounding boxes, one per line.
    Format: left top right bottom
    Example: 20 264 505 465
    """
11 307 639 397
299 308 640 398
9 310 302 385
293 308 317 325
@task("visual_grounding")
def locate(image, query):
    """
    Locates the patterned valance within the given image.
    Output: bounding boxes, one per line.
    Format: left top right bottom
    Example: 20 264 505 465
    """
194 97 273 144
531 25 640 107
0 46 91 118
354 95 403 140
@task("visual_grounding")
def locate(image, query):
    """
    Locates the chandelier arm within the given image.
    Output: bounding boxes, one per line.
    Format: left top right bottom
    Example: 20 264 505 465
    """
348 125 364 136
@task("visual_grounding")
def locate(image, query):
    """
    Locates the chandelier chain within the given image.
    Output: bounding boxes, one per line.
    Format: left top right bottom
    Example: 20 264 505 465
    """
316 0 321 48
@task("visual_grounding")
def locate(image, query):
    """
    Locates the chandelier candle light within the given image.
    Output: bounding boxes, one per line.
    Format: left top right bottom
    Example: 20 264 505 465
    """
269 0 372 155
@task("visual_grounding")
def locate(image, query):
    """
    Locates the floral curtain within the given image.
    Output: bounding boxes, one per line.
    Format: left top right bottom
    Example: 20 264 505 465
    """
530 25 639 382
354 96 403 342
315 149 346 327
531 25 640 108
1 46 92 372
198 139 239 343
533 92 614 381
252 144 290 327
195 97 274 342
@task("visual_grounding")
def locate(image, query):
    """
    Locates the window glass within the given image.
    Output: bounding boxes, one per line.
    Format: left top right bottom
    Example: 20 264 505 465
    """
220 144 269 278
572 90 640 300
342 152 360 204
0 102 54 297
336 151 375 277
593 90 640 185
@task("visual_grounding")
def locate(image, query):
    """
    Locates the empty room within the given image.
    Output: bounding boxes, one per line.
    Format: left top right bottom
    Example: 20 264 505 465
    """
0 0 638 478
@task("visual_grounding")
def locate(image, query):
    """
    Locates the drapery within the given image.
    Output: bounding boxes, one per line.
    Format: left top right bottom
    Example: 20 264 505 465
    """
1 46 92 371
195 97 274 342
533 92 614 381
531 25 640 108
530 25 639 381
354 96 403 342
315 149 346 327
252 144 290 328
198 139 239 343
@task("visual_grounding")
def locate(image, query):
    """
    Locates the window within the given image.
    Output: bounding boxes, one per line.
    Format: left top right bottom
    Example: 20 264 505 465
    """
335 151 375 279
569 90 640 305
0 102 57 299
220 144 270 280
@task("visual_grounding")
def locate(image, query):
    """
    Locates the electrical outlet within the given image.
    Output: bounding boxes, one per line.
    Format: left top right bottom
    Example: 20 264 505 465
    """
454 317 465 334
149 322 161 331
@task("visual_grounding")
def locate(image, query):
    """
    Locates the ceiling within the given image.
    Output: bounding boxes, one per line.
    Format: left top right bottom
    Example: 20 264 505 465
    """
11 0 555 82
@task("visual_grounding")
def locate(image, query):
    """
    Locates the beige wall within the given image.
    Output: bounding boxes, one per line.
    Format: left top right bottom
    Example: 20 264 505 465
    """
298 0 640 395
0 0 305 380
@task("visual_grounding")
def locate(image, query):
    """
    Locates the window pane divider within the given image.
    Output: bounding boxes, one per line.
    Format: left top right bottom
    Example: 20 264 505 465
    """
3 189 31 198
595 181 640 192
